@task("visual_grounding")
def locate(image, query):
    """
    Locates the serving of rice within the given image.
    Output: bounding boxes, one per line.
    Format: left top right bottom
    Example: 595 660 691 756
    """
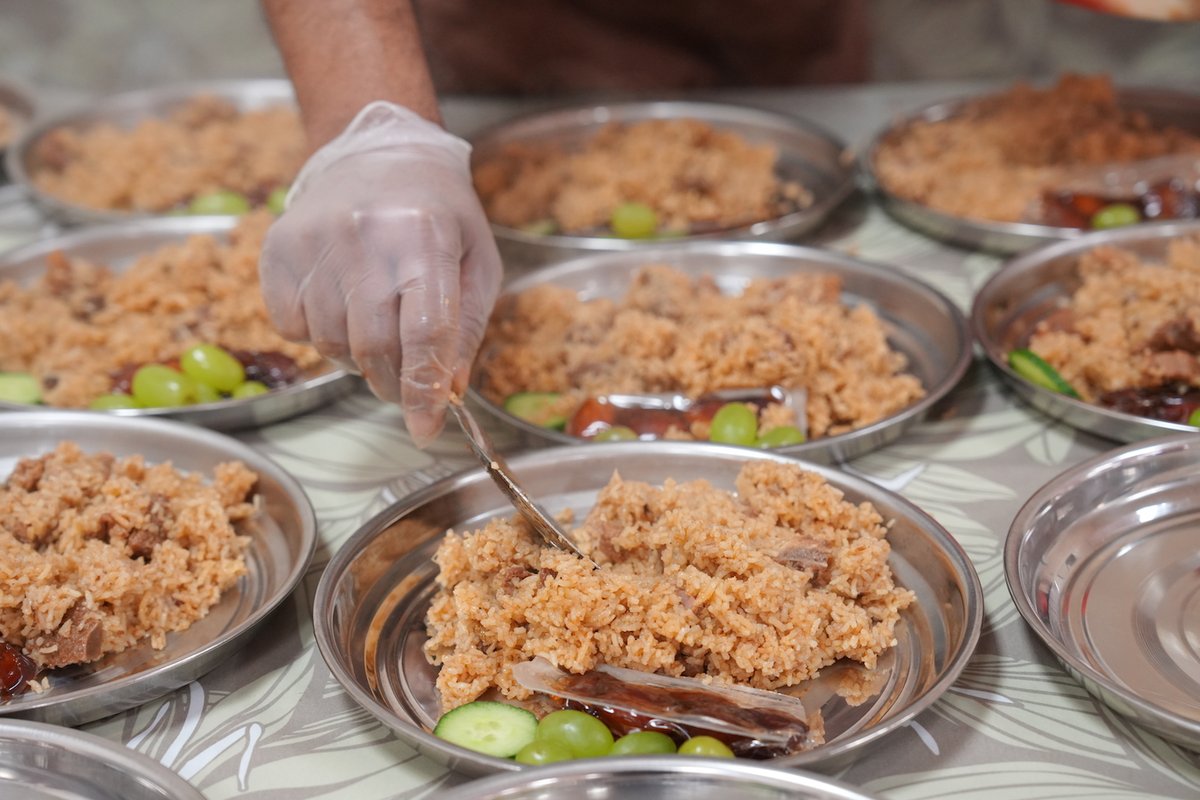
0 442 256 671
478 264 924 439
872 74 1200 224
1026 235 1200 400
0 211 322 408
30 95 303 213
473 118 811 234
424 460 914 713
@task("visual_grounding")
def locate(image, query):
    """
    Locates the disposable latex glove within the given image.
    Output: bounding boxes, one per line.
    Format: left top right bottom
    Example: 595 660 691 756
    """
260 102 502 446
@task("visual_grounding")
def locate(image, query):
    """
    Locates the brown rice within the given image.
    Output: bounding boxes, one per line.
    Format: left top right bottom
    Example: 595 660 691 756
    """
472 118 811 234
1027 235 1200 400
0 442 256 670
30 95 304 213
478 264 924 439
872 74 1200 224
0 211 323 408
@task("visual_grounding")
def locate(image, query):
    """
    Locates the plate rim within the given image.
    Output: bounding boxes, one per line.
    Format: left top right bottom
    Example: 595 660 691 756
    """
0 410 318 723
313 441 984 774
1004 431 1200 744
0 717 206 800
437 754 883 800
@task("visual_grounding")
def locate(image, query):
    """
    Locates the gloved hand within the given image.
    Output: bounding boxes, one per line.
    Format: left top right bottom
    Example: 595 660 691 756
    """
260 101 502 446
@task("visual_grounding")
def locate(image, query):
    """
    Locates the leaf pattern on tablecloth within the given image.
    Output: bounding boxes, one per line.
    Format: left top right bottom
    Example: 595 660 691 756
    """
865 762 1193 800
1098 706 1200 795
934 655 1134 763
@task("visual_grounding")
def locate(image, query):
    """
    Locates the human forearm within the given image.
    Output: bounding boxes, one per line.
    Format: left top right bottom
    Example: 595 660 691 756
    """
262 0 441 147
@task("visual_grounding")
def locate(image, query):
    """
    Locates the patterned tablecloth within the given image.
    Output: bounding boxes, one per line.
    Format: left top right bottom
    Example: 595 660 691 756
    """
4 81 1199 800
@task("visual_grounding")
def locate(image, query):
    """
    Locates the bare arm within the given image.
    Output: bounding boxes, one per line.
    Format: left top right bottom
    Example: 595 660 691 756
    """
262 0 441 147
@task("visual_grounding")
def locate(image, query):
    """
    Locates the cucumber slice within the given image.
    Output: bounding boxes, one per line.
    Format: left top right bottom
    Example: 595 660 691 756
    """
503 392 567 429
433 700 538 757
0 372 42 404
1008 349 1079 398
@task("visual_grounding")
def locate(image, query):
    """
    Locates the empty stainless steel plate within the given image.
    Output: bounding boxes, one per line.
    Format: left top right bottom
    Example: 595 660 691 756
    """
0 719 203 800
439 756 881 800
972 219 1200 443
313 442 982 777
1006 432 1200 750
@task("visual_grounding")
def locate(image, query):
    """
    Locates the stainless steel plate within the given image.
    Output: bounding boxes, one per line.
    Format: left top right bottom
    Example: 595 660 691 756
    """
439 756 882 800
1006 433 1200 750
6 79 295 226
0 411 317 726
314 442 982 777
972 220 1200 443
861 86 1200 254
470 101 856 270
469 241 971 464
0 719 203 800
0 216 357 430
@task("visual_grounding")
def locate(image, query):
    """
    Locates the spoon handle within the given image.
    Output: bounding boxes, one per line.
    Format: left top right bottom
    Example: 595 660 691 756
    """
448 400 597 566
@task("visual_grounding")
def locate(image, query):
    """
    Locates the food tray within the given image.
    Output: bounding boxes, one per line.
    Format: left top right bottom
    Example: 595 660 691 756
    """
470 100 856 269
971 219 1200 443
0 718 204 800
0 411 317 726
1006 432 1200 750
6 79 295 226
861 86 1200 254
313 442 982 777
468 241 971 464
0 216 357 431
440 756 882 800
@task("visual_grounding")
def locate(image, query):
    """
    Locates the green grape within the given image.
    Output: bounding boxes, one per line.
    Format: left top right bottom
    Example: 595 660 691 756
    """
535 709 614 758
594 425 638 442
193 382 223 404
0 371 42 404
677 736 735 758
180 343 246 392
266 186 290 215
708 403 758 446
520 218 558 236
1189 408 1200 428
757 425 806 448
1090 202 1141 230
514 739 574 765
610 731 677 755
610 202 659 238
89 393 140 410
232 380 270 399
189 190 251 216
131 364 197 408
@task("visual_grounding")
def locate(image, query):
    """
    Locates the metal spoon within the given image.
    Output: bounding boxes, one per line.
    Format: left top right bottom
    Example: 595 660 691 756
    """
448 398 598 567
